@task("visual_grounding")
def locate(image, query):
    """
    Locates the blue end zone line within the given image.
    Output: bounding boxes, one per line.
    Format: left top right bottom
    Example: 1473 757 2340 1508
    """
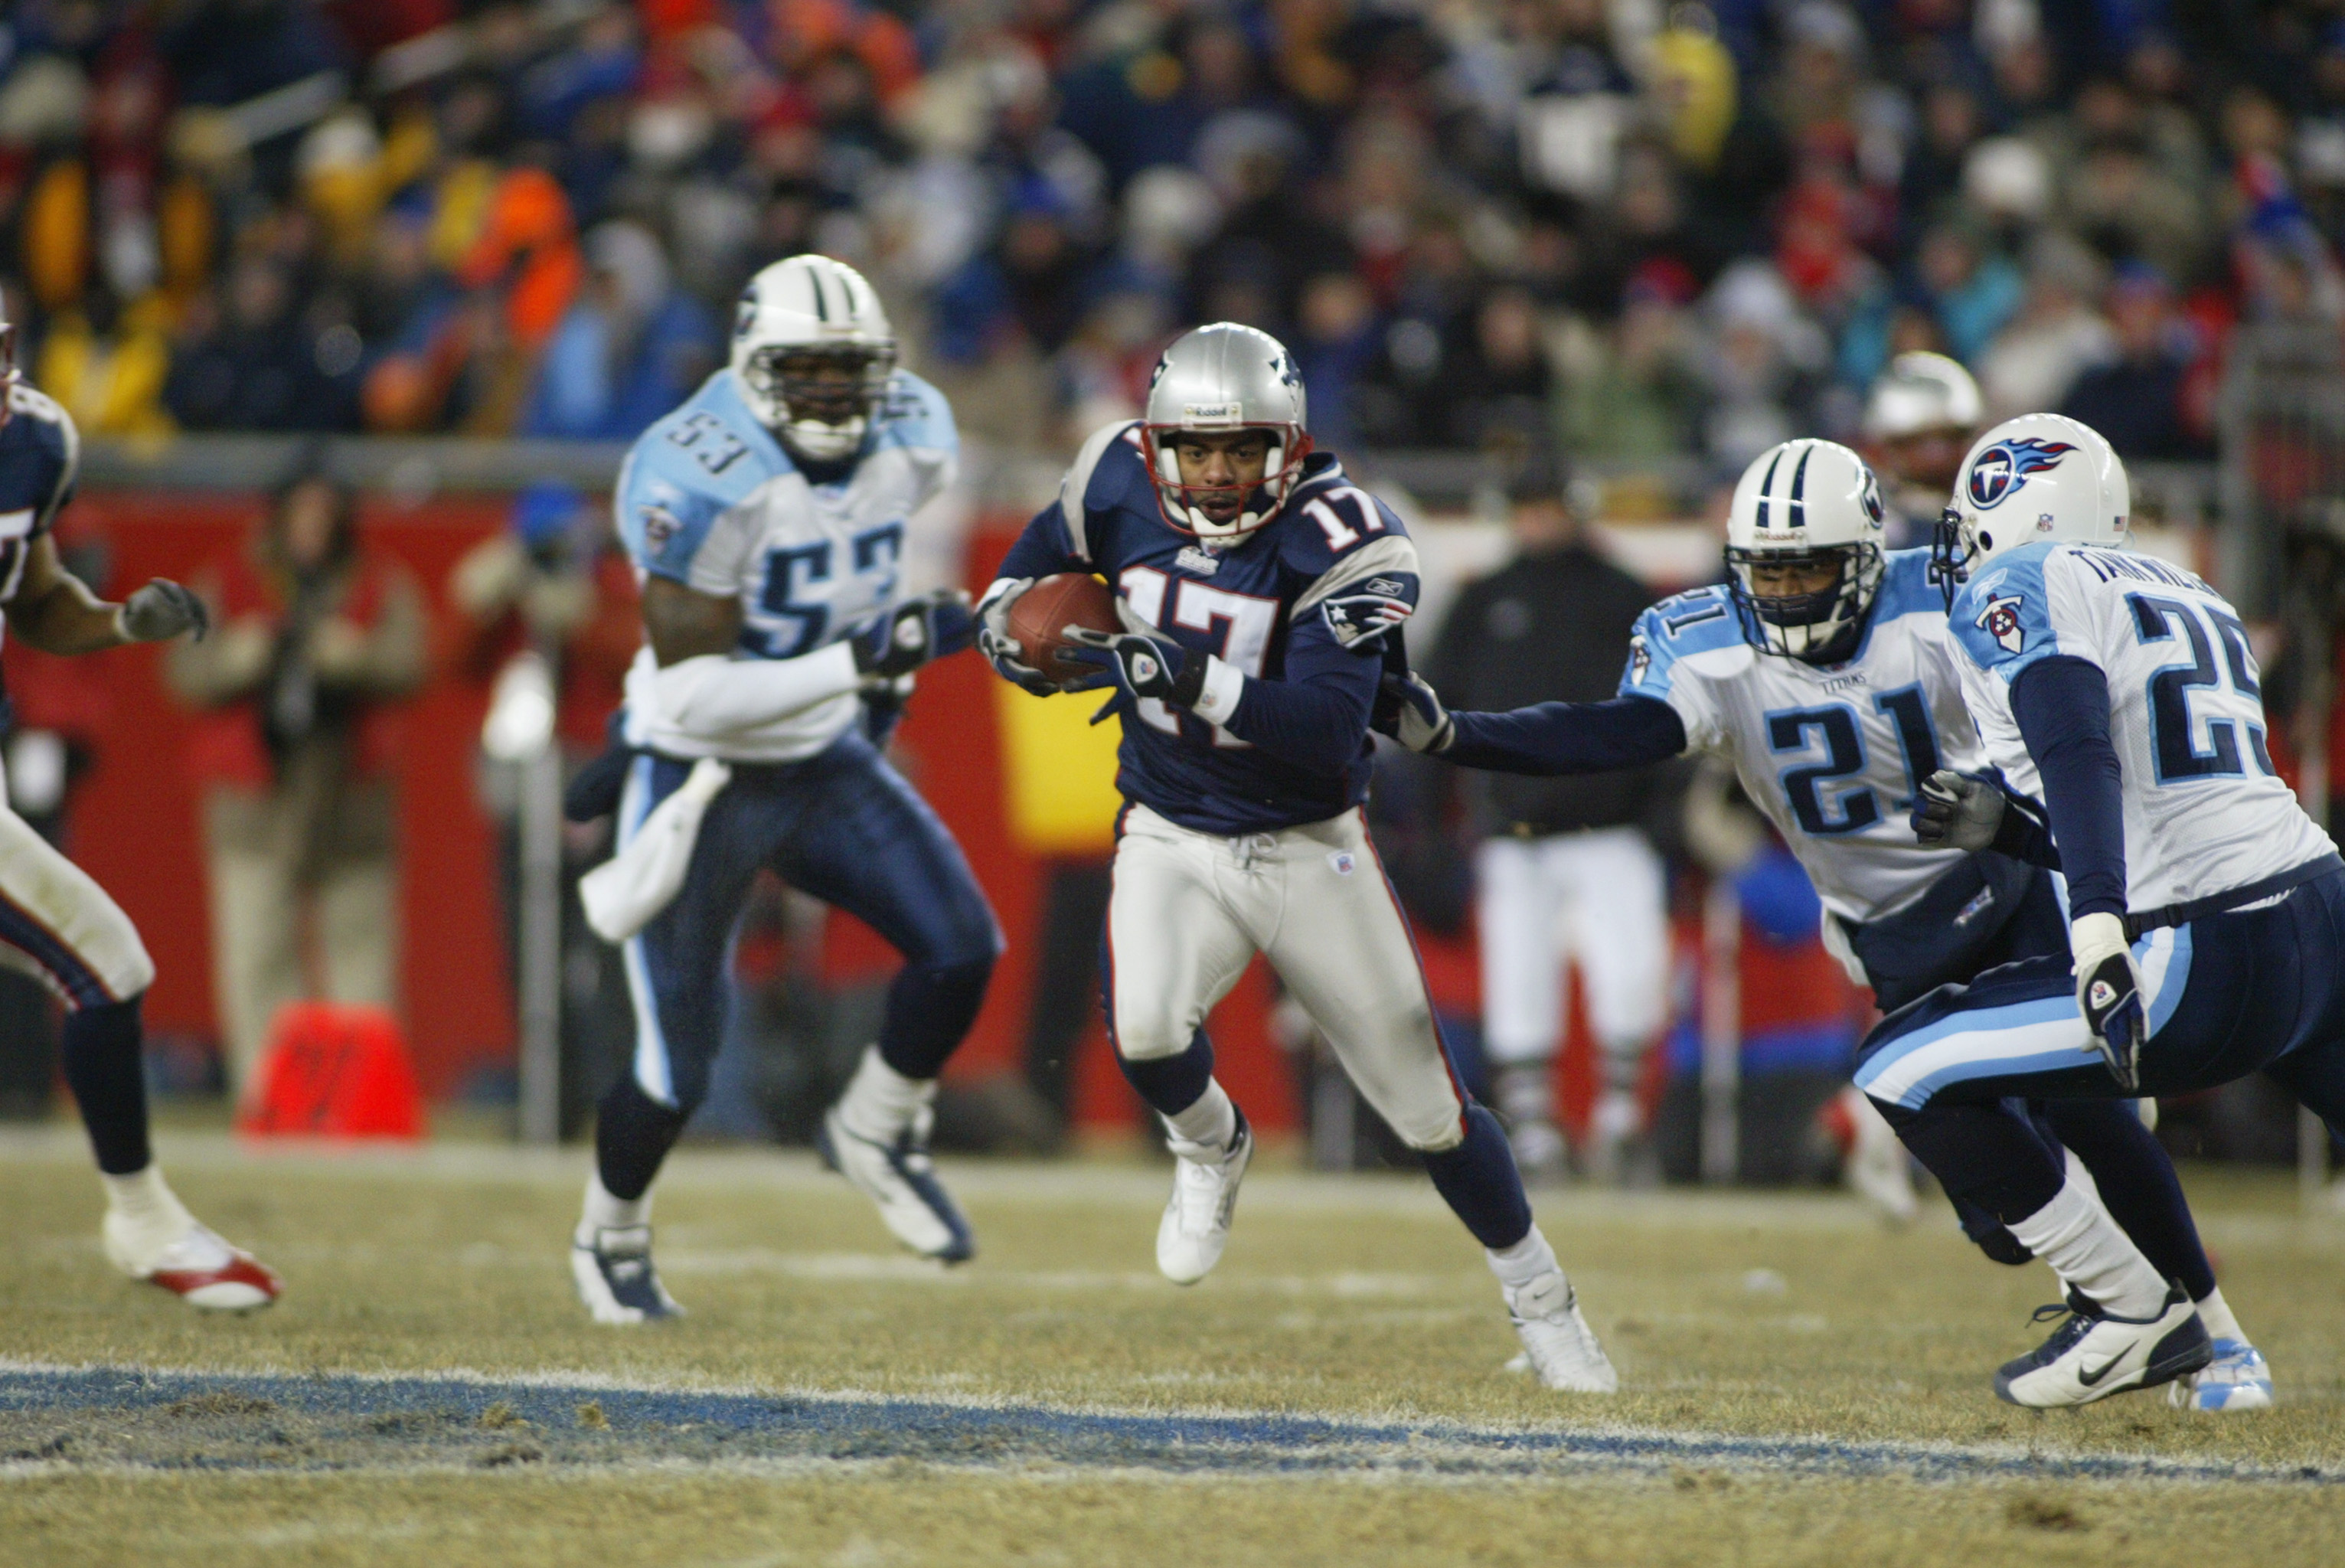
0 1363 2333 1487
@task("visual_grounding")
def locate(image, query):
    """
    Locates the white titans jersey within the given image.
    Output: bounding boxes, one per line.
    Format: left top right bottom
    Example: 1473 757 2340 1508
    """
1948 540 2332 913
616 368 956 762
1622 550 1993 926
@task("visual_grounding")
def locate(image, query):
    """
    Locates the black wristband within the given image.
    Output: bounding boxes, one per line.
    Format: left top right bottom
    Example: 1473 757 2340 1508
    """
1166 651 1209 710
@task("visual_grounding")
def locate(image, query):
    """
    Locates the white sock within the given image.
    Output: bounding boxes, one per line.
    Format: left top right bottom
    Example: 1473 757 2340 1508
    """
1486 1226 1561 1292
2195 1285 2245 1344
836 1045 932 1143
2006 1177 2169 1318
578 1174 651 1242
100 1165 198 1261
1163 1079 1237 1152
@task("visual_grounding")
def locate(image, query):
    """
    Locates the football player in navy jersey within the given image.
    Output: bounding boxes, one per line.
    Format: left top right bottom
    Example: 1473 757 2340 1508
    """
977 323 1616 1391
0 312 273 1308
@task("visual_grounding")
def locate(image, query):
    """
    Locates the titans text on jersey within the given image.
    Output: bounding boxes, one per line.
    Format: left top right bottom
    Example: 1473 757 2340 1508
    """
613 367 955 762
1945 540 2331 913
995 420 1417 836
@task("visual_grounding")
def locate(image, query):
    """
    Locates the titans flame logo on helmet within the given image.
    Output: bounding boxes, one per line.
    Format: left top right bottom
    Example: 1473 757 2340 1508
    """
1967 439 2076 509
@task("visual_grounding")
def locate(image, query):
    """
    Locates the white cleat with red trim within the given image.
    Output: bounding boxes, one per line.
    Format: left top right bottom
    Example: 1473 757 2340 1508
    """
103 1214 281 1312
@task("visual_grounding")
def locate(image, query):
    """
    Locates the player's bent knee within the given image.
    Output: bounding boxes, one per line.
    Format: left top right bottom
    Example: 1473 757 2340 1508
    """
76 920 154 1008
1401 1116 1465 1155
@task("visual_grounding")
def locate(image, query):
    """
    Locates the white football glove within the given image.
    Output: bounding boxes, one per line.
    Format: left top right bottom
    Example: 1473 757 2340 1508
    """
1375 671 1454 754
975 577 1056 695
1911 769 2005 851
2071 911 2146 1092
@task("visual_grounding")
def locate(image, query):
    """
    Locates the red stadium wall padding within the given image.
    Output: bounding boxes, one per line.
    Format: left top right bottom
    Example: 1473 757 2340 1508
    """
57 492 517 1099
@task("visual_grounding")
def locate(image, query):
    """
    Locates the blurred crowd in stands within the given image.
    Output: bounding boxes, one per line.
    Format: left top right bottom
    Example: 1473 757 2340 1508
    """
3 0 2343 472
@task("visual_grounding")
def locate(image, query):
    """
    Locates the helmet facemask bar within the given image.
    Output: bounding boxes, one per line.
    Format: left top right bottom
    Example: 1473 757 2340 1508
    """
1141 420 1311 541
740 341 897 462
0 322 18 431
1725 541 1883 662
1928 507 1974 609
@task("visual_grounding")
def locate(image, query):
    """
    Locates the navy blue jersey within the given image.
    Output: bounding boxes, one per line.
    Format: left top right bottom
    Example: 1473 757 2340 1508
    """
998 422 1418 835
0 383 76 606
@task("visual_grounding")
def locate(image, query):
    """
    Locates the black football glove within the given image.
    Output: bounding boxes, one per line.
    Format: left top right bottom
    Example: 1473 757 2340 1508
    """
118 579 209 643
1064 627 1204 717
1911 769 2006 851
855 590 977 680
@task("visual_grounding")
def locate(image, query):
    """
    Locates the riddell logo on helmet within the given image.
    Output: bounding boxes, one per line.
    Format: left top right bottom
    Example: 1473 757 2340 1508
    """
1182 402 1243 426
1967 439 2076 509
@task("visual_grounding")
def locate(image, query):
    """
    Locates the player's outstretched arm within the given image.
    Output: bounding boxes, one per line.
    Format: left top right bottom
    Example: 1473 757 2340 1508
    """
642 577 860 737
8 536 207 655
1386 678 1689 776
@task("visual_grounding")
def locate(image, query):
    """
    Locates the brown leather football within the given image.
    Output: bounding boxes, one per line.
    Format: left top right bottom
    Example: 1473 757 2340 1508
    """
1008 573 1120 687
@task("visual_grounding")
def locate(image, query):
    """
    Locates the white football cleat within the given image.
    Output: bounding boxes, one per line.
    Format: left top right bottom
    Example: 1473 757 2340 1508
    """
571 1223 683 1324
2168 1338 2274 1412
1994 1282 2212 1408
1581 1090 1643 1186
1157 1112 1252 1285
819 1104 975 1263
1504 1269 1618 1393
103 1215 280 1312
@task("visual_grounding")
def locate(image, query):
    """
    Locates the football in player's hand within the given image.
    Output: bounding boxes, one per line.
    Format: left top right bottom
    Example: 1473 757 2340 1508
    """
1008 573 1120 688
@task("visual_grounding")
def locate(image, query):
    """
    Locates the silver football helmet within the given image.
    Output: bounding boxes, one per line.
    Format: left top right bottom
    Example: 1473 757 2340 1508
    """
1141 322 1311 541
730 254 896 463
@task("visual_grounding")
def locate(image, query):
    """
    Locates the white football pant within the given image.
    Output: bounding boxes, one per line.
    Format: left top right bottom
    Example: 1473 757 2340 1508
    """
1475 828 1668 1072
1106 804 1465 1152
0 792 155 1009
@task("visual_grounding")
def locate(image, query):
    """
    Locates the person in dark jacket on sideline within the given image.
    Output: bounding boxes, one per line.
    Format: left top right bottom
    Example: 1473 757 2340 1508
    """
1424 457 1674 1184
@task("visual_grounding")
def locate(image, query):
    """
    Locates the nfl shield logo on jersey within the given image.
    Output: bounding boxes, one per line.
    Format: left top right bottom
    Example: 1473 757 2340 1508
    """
1975 592 2028 653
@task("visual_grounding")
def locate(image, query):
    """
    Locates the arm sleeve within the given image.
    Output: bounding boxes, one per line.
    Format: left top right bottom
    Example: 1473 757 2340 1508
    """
649 643 864 740
1445 696 1690 775
994 502 1086 585
2009 654 2127 918
1988 783 2062 869
1209 626 1380 773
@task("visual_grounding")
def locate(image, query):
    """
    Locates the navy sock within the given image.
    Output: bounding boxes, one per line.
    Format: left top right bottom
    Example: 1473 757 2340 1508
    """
877 953 995 1080
596 1075 687 1202
2043 1099 2216 1299
1422 1103 1533 1250
62 997 150 1176
1117 1030 1215 1118
1880 1097 2066 1222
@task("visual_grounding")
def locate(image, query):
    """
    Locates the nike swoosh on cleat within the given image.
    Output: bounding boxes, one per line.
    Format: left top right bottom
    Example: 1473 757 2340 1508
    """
2078 1352 2128 1387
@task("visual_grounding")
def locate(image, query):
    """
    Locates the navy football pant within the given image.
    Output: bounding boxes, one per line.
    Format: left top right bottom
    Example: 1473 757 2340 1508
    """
597 732 1000 1190
1869 867 2212 1290
1858 865 2345 1233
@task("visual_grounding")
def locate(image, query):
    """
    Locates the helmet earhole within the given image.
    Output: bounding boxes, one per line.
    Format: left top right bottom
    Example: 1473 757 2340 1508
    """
1977 531 1993 553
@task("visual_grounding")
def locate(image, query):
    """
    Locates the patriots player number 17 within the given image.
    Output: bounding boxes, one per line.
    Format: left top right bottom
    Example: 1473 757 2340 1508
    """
978 322 1619 1394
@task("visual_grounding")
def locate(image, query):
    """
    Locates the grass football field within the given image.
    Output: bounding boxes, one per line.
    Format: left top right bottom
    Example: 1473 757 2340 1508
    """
3 1125 2342 1566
